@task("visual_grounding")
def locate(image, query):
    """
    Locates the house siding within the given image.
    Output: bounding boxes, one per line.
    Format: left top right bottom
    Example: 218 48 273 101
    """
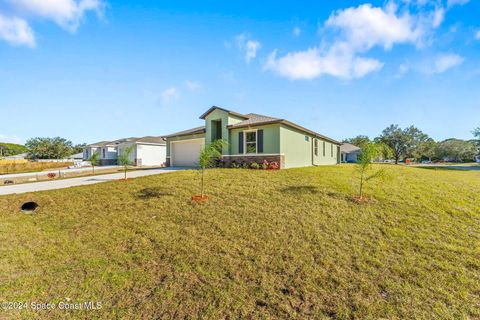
280 125 338 169
205 109 244 154
229 124 281 155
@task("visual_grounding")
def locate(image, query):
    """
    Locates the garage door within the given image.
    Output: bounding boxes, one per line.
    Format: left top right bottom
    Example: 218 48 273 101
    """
171 139 203 166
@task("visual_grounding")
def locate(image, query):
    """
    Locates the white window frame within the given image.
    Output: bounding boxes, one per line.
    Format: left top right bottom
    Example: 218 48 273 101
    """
243 129 258 154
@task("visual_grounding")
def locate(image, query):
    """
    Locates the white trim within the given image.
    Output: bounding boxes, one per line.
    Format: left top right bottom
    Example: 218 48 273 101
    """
243 129 258 154
170 138 204 166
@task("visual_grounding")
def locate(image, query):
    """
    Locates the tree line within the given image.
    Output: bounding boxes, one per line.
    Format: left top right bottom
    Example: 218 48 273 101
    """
343 125 479 164
0 137 86 160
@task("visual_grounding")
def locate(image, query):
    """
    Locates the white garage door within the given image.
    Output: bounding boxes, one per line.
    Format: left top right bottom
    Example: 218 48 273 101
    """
171 139 203 167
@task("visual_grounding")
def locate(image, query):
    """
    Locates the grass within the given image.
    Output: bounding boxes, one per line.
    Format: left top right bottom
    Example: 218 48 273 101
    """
0 165 479 319
0 161 74 175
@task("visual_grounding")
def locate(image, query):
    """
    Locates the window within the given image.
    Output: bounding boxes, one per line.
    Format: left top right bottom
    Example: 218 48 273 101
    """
314 139 318 156
305 136 309 142
102 148 106 158
245 130 257 154
331 144 334 157
323 141 326 156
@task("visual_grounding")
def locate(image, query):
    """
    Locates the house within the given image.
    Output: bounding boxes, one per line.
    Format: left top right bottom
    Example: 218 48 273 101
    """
475 155 480 163
83 136 166 166
340 143 361 163
164 106 341 169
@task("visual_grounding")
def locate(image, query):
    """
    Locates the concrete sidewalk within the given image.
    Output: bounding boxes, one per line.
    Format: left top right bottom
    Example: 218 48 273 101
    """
0 168 183 196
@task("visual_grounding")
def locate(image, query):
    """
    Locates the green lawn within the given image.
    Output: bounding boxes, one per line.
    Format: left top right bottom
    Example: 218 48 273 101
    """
0 165 479 319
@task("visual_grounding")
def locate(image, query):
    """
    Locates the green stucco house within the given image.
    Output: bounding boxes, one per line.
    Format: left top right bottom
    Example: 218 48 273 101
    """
164 106 341 169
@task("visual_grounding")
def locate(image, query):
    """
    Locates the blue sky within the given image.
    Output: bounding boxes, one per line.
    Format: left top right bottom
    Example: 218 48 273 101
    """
0 0 479 145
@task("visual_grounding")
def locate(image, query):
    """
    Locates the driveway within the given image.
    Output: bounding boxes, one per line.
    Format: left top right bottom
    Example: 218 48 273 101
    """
0 168 184 196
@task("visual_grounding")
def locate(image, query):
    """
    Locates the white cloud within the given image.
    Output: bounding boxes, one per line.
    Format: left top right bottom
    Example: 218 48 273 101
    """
432 7 445 28
433 53 464 73
185 80 202 91
0 134 22 144
266 4 421 80
475 30 480 40
8 0 104 32
325 4 423 50
0 14 35 47
447 0 469 8
245 40 261 63
161 87 179 106
235 33 261 63
398 63 410 76
0 0 103 47
292 26 301 37
265 45 384 80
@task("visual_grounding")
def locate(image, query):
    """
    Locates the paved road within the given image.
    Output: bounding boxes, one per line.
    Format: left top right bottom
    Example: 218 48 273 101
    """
0 165 120 179
0 168 183 196
414 164 480 171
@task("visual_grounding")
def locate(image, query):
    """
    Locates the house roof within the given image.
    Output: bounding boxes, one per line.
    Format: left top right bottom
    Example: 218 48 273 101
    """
340 143 361 153
199 106 249 120
166 106 341 145
86 141 110 147
227 113 341 145
163 126 206 138
87 136 166 147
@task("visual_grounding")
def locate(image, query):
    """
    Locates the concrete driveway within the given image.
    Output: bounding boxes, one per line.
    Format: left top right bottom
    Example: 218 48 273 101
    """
0 168 184 196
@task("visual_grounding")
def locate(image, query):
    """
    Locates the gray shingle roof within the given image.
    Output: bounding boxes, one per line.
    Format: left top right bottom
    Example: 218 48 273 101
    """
163 126 206 138
340 143 361 153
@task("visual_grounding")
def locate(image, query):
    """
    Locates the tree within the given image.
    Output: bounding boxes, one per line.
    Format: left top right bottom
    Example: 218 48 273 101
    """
356 142 385 200
0 142 27 157
435 139 477 162
117 145 134 180
411 139 437 162
89 151 100 174
72 143 87 154
198 140 227 198
473 127 480 139
342 135 370 149
378 125 429 164
25 137 73 159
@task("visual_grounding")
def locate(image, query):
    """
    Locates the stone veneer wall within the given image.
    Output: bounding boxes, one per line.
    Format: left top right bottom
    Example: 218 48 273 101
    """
222 155 285 169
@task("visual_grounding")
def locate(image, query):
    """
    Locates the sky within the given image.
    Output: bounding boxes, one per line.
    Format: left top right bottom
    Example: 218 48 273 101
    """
0 0 479 145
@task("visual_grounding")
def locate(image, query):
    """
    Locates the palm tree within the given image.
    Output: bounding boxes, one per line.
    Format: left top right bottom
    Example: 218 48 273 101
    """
117 146 134 180
356 142 385 199
198 140 227 198
89 152 100 174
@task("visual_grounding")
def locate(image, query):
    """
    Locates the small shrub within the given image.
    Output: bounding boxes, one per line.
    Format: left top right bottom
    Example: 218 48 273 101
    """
230 161 240 169
47 172 57 179
269 162 280 170
242 162 249 169
261 160 269 170
250 162 260 169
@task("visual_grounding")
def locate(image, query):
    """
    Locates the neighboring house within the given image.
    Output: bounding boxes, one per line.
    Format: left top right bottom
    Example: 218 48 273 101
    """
164 106 341 169
65 152 84 160
83 137 166 166
474 154 480 163
340 143 361 163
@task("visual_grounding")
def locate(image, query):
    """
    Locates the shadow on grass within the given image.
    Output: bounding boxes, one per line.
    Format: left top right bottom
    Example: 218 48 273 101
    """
281 185 319 194
136 187 174 199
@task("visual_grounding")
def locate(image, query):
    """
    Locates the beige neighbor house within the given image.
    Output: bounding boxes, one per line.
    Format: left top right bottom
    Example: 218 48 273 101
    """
164 106 341 169
83 136 166 166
